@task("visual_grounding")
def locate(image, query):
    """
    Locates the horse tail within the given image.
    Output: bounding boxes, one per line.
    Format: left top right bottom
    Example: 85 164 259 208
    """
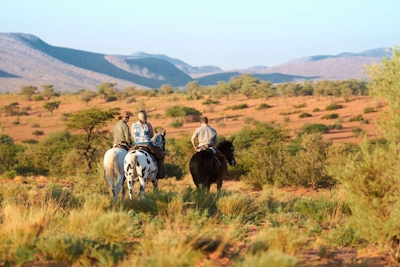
105 151 117 180
189 153 203 187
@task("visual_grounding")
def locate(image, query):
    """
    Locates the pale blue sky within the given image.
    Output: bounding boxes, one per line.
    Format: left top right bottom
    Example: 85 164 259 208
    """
1 0 399 70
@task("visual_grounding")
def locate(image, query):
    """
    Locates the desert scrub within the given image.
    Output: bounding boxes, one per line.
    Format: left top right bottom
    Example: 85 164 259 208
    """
303 123 329 134
351 127 364 137
202 98 219 105
293 103 307 108
165 105 201 122
312 108 320 112
299 112 312 118
226 103 249 110
325 103 342 111
363 107 375 113
348 114 364 122
169 121 183 128
321 113 339 120
255 103 272 110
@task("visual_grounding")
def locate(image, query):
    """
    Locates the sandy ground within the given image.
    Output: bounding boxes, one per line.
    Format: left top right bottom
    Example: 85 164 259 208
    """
0 94 383 144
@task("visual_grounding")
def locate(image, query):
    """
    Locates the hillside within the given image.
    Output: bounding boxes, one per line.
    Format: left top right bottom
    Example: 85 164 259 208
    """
0 32 391 93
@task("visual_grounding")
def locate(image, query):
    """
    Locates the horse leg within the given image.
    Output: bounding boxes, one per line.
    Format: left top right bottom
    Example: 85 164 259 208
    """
138 177 146 195
127 177 135 199
121 177 126 200
151 178 158 191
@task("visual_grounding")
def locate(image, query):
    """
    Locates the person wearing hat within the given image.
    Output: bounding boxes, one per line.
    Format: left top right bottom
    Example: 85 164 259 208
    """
113 110 133 148
131 110 166 179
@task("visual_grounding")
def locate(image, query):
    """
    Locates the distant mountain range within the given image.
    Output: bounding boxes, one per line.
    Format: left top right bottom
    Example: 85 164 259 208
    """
0 33 392 93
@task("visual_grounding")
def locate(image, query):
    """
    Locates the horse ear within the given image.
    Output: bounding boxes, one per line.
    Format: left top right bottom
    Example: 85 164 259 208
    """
163 129 166 137
230 137 235 143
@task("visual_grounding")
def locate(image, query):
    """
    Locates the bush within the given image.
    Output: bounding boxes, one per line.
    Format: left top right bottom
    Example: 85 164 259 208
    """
351 127 363 137
363 107 375 114
169 121 183 128
31 123 40 128
312 108 320 112
303 123 329 134
325 103 342 111
226 103 249 110
106 96 117 102
255 103 272 110
349 115 364 122
321 113 339 120
299 113 312 118
165 106 202 122
202 99 219 105
293 103 307 108
124 96 136 104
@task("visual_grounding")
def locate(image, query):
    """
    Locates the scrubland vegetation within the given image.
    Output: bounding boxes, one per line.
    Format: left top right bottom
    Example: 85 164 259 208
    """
0 46 399 266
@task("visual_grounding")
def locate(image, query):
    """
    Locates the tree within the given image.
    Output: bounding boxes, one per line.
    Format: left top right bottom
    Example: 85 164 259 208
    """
41 84 56 100
80 90 97 106
159 84 174 95
97 83 117 100
66 107 118 173
19 85 38 101
44 101 61 114
331 46 400 258
186 81 203 100
32 130 44 139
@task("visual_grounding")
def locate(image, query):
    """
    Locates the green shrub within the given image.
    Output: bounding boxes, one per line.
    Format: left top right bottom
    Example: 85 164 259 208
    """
349 115 364 122
106 96 117 102
31 123 40 128
202 99 219 105
255 103 272 110
22 139 38 144
299 112 312 118
32 94 44 101
327 120 343 130
170 121 183 128
303 123 329 134
351 127 363 137
325 103 342 111
321 113 339 119
165 106 202 122
226 103 249 110
312 108 320 112
293 103 307 108
363 107 375 113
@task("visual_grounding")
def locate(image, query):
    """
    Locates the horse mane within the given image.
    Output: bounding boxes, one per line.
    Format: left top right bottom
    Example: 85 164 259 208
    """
217 139 231 150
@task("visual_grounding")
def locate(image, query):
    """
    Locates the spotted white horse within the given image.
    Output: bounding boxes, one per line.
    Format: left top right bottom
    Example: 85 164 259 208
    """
103 146 129 200
124 130 166 199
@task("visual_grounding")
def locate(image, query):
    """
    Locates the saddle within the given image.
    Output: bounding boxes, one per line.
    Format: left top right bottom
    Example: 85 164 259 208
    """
198 146 221 166
130 145 158 164
113 142 130 151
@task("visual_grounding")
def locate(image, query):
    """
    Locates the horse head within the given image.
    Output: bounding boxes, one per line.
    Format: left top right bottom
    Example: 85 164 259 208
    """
217 138 236 167
152 130 166 151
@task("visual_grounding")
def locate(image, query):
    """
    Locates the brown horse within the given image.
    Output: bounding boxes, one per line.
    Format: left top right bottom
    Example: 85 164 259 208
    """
189 139 236 191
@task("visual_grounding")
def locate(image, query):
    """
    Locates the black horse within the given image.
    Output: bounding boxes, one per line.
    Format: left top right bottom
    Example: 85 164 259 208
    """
189 139 236 191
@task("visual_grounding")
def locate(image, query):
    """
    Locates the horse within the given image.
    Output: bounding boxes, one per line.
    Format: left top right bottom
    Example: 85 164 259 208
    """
124 130 166 199
103 146 129 200
189 138 236 191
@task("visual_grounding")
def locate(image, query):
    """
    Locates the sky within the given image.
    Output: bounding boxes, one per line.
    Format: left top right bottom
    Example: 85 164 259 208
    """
1 0 399 70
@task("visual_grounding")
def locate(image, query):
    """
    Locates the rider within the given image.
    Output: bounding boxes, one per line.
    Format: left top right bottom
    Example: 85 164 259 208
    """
131 110 166 179
113 110 133 149
191 116 228 181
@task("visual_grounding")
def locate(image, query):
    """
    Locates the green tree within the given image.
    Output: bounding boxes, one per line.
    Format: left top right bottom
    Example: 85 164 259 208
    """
43 101 61 114
66 107 118 173
159 84 174 95
186 81 203 100
0 134 24 174
32 130 44 139
19 85 38 101
97 82 117 99
41 84 56 100
80 90 97 106
331 46 400 257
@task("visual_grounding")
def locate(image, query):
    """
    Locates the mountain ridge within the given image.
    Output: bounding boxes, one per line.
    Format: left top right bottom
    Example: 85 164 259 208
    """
0 33 392 93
